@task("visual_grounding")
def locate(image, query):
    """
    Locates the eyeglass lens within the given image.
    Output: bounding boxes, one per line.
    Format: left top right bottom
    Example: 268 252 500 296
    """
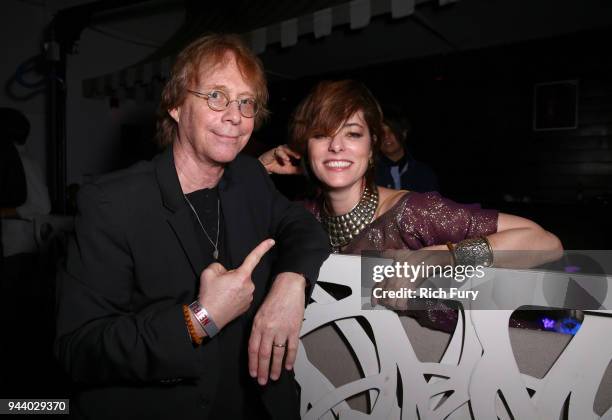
207 91 258 118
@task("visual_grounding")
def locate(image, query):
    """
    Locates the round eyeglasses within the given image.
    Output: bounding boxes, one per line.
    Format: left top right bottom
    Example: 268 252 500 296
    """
187 89 259 118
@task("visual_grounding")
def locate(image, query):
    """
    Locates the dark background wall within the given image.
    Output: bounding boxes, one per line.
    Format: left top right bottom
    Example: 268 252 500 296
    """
1 0 611 404
259 26 612 248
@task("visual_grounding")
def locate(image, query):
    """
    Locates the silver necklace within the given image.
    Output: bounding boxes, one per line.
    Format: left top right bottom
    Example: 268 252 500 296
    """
184 194 220 260
321 184 379 252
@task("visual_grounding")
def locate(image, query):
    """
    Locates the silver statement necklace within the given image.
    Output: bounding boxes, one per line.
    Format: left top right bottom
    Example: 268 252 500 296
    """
321 184 379 252
184 193 220 260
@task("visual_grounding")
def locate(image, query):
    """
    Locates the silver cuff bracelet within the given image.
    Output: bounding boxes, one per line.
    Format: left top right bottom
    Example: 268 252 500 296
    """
453 237 494 267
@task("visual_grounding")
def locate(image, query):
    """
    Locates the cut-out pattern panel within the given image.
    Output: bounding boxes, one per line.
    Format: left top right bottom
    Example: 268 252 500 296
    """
297 255 612 419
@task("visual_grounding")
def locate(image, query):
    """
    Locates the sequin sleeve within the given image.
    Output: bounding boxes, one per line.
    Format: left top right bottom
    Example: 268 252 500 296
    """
398 192 498 247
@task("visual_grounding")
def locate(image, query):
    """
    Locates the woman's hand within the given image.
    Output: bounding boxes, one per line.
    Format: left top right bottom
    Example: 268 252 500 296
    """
258 145 303 175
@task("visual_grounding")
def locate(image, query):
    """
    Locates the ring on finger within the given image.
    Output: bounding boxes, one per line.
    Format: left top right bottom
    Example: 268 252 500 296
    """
273 342 286 348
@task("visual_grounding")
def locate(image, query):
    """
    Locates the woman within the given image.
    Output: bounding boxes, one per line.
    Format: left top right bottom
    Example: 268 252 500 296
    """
260 80 564 329
261 80 561 252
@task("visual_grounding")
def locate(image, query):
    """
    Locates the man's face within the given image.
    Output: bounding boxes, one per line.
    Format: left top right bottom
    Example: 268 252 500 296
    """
169 53 255 165
380 124 403 158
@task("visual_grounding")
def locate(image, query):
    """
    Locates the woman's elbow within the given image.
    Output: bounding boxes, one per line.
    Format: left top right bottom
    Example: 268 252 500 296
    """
544 229 564 258
527 225 563 260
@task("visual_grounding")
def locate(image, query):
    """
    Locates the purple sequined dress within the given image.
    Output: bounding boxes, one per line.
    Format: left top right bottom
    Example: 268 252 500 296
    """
306 191 499 332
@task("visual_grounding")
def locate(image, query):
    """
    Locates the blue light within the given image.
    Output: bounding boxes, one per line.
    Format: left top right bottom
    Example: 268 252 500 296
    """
564 265 581 273
557 317 582 335
541 318 555 330
539 316 582 335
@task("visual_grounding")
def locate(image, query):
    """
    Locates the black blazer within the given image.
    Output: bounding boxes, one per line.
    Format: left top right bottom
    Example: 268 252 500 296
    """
55 147 330 419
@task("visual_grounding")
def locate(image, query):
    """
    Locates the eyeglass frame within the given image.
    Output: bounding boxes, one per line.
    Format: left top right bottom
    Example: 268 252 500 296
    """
186 88 260 118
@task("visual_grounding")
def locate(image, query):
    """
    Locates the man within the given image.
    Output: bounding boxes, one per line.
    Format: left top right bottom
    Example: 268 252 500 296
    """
0 108 51 257
375 106 439 192
0 108 27 216
0 108 27 264
55 34 330 419
1 108 51 394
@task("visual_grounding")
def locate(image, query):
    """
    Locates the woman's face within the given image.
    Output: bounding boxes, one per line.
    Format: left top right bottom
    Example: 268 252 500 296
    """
307 110 373 191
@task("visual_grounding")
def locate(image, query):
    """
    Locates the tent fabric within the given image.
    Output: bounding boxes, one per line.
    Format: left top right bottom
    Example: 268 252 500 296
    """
82 0 431 98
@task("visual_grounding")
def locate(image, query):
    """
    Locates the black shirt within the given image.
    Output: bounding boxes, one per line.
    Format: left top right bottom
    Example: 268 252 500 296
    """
185 187 268 420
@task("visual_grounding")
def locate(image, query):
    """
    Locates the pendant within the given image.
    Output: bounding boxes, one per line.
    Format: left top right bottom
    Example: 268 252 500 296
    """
213 248 219 260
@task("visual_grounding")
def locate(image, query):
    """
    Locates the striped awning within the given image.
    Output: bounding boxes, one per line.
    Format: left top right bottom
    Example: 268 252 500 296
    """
82 0 452 99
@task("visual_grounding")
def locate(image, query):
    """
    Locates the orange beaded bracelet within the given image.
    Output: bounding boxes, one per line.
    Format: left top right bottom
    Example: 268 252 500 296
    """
182 304 203 346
